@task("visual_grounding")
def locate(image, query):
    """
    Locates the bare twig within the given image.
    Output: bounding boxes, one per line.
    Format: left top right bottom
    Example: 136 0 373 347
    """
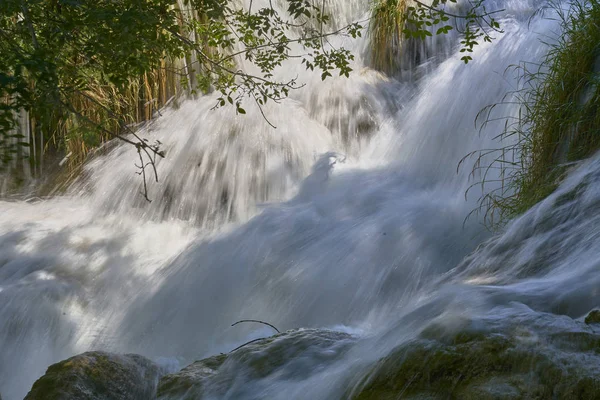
232 319 281 333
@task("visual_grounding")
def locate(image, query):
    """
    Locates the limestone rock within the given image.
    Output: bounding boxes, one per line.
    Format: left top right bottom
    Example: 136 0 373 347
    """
157 329 354 399
352 316 600 400
24 351 161 400
585 309 600 324
157 354 227 400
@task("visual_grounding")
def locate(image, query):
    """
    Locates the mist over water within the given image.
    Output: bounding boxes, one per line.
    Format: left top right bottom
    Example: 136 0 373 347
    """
1 0 595 399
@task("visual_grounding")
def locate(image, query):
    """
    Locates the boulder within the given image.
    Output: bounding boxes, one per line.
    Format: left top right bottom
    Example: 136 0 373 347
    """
156 354 227 400
585 310 600 324
24 351 161 400
157 329 354 399
352 315 600 400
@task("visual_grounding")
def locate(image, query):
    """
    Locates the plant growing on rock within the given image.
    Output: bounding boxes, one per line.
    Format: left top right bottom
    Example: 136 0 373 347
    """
462 0 600 228
369 0 503 74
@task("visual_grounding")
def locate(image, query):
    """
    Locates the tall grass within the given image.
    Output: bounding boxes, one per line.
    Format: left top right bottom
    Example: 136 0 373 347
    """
4 60 186 192
370 0 410 75
368 0 463 78
59 65 182 169
464 0 600 228
2 3 209 191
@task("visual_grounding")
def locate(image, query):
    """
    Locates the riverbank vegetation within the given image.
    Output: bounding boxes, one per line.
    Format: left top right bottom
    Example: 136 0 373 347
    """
466 0 600 228
0 0 363 194
369 0 502 75
1 0 502 195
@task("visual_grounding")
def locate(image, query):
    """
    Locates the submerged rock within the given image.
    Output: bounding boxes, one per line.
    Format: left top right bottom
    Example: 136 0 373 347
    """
21 313 600 400
352 312 600 400
156 354 227 400
157 329 354 399
24 351 161 400
585 310 600 324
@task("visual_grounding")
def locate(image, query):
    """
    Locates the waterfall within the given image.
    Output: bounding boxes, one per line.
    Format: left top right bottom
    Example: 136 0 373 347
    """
0 0 587 398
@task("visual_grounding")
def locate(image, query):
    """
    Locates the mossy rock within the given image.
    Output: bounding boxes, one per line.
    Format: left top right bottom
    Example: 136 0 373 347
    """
351 322 600 400
157 354 227 400
585 310 600 324
24 351 161 400
157 329 354 399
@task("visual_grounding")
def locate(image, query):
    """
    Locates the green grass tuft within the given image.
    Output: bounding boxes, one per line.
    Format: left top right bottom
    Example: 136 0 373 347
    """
465 0 600 228
370 0 409 75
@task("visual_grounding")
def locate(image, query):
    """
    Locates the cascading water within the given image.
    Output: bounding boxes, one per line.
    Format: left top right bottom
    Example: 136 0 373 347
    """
1 0 596 399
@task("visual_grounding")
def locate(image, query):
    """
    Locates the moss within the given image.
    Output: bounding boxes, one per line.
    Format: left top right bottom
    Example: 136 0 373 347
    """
157 354 227 399
585 310 600 324
24 351 160 400
352 325 600 400
157 329 354 400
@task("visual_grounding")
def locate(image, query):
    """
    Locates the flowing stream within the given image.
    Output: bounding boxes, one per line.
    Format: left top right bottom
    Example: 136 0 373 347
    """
2 0 598 399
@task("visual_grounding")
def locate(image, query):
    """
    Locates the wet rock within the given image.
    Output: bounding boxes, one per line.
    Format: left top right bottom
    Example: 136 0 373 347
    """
157 329 354 399
156 354 227 400
352 316 600 400
585 310 600 324
24 351 161 400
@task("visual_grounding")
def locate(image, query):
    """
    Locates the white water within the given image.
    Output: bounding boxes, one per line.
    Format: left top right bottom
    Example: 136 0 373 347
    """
1 0 593 398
